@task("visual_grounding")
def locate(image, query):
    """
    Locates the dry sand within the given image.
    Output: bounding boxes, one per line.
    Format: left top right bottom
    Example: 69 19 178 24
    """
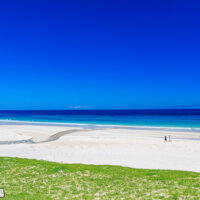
0 124 200 172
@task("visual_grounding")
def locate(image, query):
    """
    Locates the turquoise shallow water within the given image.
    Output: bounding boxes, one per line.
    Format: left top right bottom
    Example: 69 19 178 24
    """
0 110 200 129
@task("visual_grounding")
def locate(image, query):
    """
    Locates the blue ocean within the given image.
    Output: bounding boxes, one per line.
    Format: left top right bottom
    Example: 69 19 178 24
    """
0 109 200 129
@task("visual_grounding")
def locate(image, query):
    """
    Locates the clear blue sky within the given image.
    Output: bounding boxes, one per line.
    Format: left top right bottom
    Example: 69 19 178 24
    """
0 0 200 109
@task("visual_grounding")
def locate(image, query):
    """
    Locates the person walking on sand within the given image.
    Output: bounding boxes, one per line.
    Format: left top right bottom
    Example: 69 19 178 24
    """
164 136 167 142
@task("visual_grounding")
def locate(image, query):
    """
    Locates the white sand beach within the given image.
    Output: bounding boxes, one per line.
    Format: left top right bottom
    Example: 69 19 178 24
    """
0 124 200 172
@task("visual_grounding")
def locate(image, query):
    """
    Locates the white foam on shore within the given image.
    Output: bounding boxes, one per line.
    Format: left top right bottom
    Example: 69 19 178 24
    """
0 119 200 133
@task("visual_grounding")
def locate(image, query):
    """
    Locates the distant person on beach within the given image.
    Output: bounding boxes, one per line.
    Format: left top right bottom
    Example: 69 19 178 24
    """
165 136 167 142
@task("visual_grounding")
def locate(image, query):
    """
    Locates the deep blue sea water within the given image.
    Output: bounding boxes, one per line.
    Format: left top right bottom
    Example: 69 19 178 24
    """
0 109 200 129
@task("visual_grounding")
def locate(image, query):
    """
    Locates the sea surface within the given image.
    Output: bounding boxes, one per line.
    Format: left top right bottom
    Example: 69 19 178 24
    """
0 109 200 129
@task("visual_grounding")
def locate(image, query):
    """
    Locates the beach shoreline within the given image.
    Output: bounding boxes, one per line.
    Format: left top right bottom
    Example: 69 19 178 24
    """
1 119 200 133
0 123 200 172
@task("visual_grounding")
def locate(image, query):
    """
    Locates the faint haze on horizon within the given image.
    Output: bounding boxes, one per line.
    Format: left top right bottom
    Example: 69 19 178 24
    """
0 0 200 110
0 105 200 111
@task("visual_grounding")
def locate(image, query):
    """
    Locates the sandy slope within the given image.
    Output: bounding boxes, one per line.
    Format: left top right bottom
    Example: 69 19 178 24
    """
0 124 200 172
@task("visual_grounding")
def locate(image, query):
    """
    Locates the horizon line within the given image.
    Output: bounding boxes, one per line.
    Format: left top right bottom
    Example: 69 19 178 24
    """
0 108 200 111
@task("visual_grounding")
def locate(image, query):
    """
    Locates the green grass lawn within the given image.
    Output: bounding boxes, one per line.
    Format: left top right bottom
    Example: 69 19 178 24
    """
0 157 199 199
